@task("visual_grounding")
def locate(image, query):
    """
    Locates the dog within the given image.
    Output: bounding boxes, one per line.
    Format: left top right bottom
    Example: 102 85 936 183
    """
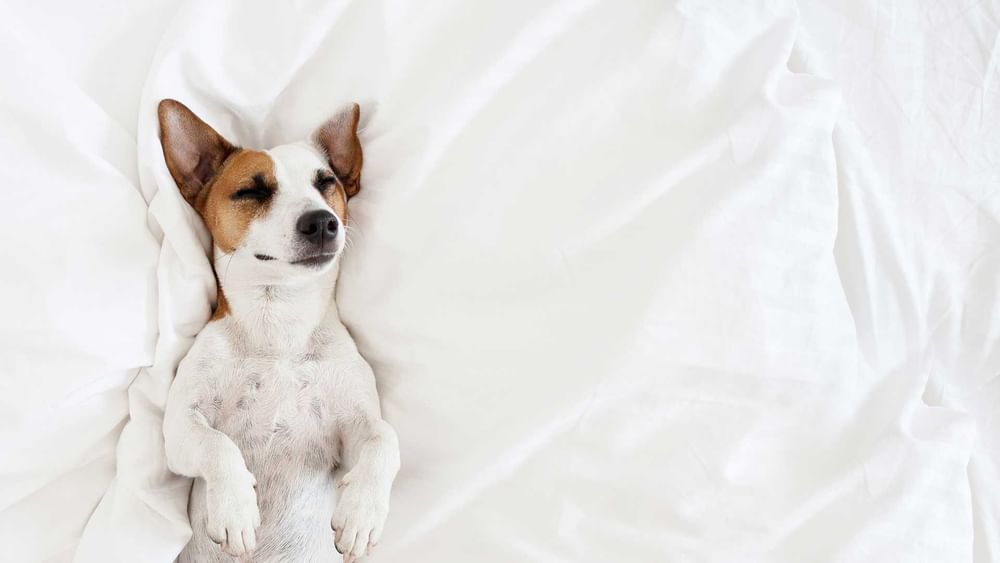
158 99 400 563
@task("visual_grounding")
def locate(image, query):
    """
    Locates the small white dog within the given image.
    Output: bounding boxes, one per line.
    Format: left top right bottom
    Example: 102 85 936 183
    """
158 99 400 563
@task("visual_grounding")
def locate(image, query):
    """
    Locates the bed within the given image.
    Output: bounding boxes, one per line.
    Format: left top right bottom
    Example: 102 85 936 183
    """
1 0 997 561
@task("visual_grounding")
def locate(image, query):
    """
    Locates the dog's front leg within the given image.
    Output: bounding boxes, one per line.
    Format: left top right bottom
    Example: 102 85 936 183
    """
331 372 400 561
164 375 260 556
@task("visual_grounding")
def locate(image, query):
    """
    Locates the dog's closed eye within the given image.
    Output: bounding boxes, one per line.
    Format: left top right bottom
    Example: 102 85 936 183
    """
232 188 272 201
312 170 340 193
232 173 276 202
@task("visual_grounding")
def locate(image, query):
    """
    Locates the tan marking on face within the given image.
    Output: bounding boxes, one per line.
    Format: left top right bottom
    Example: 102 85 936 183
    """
325 182 349 225
197 150 277 254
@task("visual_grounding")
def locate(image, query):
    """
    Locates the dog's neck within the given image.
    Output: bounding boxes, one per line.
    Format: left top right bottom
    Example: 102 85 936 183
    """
214 256 341 354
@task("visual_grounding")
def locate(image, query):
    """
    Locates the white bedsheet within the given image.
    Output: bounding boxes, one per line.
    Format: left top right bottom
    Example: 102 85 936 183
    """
0 1 173 561
1 1 996 562
797 2 1000 559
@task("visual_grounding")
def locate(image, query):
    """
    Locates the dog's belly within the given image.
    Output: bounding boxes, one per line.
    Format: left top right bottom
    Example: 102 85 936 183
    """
182 358 341 562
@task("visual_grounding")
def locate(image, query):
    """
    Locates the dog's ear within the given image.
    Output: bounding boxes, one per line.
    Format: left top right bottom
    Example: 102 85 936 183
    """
316 103 363 199
158 99 237 209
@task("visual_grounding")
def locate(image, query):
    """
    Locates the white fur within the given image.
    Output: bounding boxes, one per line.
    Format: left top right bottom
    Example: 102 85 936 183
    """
163 141 400 562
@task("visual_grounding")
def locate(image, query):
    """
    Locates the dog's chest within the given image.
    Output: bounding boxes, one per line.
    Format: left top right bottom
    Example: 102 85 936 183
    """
205 352 339 470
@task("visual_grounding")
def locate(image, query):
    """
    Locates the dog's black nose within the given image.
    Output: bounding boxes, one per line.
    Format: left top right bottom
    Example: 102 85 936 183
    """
296 209 338 244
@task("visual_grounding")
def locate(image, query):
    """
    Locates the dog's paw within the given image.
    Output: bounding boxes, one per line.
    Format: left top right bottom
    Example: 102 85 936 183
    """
205 469 261 556
331 471 389 561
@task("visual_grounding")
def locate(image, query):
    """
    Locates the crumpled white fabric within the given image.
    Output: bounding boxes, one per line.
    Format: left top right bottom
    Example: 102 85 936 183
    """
797 1 1000 559
1 0 996 561
0 3 165 561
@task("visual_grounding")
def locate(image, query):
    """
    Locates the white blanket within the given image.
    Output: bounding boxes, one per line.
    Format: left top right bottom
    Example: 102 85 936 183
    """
1 1 996 561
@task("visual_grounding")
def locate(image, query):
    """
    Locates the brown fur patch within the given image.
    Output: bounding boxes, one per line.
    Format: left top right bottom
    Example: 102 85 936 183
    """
326 183 349 225
198 150 275 322
196 150 277 254
211 281 231 321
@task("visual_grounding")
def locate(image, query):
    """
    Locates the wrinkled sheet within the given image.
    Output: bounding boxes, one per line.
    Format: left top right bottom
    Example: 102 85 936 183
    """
797 2 1000 559
0 0 997 562
0 1 174 561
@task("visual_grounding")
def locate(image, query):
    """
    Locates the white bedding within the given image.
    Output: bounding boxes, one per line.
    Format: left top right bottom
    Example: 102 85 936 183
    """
1 1 997 561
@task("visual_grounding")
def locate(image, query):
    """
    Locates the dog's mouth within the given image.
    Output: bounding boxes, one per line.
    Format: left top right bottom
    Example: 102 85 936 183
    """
290 253 337 267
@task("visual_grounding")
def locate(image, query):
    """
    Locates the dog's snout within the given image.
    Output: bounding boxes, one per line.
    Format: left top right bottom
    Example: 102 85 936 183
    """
296 209 338 244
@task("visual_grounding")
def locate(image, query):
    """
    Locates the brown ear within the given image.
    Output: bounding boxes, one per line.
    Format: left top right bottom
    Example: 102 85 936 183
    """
158 99 237 209
316 103 363 198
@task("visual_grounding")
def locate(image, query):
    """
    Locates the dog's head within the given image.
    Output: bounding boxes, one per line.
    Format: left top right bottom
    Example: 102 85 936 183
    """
158 99 362 283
